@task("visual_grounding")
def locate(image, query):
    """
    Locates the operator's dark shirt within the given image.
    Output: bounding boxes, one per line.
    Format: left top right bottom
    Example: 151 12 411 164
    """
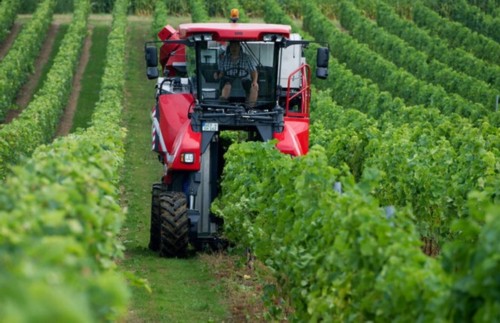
218 50 256 80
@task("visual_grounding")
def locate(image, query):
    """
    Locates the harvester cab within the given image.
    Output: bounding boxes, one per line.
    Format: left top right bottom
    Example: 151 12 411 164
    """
144 10 329 257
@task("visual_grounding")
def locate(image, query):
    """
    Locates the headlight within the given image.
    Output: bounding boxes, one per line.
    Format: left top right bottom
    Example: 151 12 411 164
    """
181 153 194 164
263 34 283 42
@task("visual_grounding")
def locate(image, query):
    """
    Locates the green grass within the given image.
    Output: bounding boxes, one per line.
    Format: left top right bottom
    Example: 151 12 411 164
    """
71 25 110 132
118 18 229 322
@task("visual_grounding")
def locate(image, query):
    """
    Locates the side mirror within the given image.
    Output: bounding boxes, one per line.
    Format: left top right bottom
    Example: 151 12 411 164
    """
147 67 159 79
316 47 329 79
145 46 158 66
145 46 159 79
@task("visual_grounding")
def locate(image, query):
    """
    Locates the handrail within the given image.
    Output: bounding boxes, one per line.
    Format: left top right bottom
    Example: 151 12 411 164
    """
285 63 311 117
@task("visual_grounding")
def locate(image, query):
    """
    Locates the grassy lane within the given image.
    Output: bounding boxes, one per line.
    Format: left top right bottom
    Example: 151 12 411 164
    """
71 24 110 132
119 18 229 322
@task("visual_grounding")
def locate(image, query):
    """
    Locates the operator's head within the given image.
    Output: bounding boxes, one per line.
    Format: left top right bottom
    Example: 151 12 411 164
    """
228 41 241 55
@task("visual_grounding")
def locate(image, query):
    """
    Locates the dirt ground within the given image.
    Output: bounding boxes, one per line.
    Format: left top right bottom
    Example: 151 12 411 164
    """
0 14 143 130
56 26 93 136
2 24 60 123
0 22 22 60
0 21 92 135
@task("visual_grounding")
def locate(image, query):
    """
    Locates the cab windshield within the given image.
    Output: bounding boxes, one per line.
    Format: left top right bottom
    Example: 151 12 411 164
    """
195 41 277 108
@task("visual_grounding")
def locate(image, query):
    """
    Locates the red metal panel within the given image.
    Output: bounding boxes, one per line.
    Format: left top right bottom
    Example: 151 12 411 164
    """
158 24 177 41
159 93 201 170
169 121 201 171
157 93 201 171
158 94 193 151
178 23 291 41
158 25 186 76
274 117 310 156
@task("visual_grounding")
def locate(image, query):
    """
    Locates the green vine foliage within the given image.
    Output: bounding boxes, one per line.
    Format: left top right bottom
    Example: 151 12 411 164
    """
373 0 500 91
0 0 130 320
0 0 90 179
302 2 490 123
189 0 209 23
0 0 56 120
214 106 500 320
409 1 500 66
213 141 451 320
263 0 301 33
152 0 168 38
440 180 500 321
310 91 499 244
309 90 380 180
305 45 406 118
262 0 500 245
336 0 498 109
0 0 497 320
163 0 190 15
0 0 21 42
218 1 499 320
423 0 500 43
466 0 500 16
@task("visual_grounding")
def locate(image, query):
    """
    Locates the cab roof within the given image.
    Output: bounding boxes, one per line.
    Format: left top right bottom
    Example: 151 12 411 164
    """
178 23 291 41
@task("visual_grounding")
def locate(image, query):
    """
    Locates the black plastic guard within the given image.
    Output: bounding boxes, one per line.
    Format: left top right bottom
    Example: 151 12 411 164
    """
187 209 200 242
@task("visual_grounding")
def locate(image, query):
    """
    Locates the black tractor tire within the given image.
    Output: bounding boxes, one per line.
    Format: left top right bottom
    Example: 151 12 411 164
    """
159 191 189 258
148 183 163 252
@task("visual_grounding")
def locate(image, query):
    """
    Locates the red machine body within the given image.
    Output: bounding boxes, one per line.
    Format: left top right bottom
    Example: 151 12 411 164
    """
153 23 312 173
178 23 291 40
145 16 328 256
158 25 186 76
152 94 200 171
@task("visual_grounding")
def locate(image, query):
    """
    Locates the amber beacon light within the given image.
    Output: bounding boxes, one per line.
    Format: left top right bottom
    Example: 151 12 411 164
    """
230 8 239 22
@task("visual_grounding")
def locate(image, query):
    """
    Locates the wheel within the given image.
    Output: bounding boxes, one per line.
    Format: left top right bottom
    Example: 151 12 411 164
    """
159 191 189 258
148 183 162 251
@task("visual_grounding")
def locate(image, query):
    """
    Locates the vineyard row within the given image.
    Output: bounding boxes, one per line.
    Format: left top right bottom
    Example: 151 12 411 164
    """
0 0 21 43
0 0 88 179
335 0 498 109
0 0 55 120
214 139 500 321
372 0 500 91
0 0 130 320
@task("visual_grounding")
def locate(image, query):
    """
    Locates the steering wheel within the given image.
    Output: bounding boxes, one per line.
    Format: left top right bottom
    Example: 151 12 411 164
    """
223 67 249 79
